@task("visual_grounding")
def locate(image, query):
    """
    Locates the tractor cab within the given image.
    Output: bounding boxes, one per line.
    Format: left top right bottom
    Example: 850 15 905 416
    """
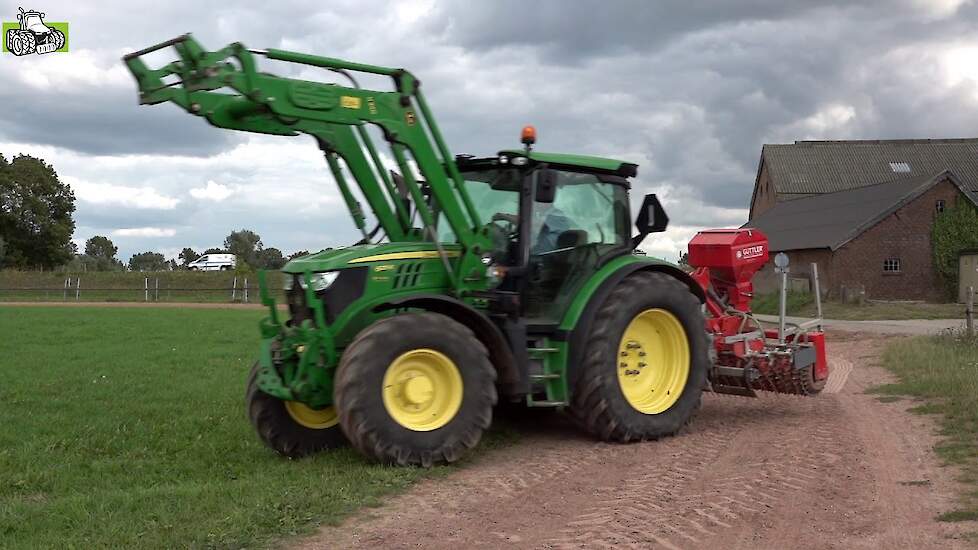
21 12 48 33
451 147 637 322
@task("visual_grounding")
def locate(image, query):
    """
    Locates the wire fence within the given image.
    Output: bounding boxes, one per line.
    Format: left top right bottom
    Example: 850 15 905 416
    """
0 275 286 303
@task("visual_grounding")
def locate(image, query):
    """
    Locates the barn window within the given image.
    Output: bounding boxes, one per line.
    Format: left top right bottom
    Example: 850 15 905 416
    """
936 199 946 213
889 162 911 173
883 258 901 273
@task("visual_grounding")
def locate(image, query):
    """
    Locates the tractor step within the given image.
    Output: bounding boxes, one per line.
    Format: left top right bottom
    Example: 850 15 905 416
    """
529 373 561 380
526 399 567 408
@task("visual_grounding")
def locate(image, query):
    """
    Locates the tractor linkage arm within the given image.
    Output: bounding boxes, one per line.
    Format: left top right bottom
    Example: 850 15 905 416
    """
123 34 492 289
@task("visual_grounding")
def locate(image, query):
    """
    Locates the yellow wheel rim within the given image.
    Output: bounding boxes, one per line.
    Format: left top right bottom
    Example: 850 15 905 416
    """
285 401 339 429
382 348 463 431
617 308 691 414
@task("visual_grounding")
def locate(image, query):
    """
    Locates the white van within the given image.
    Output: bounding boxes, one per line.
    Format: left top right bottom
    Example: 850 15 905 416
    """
188 253 236 271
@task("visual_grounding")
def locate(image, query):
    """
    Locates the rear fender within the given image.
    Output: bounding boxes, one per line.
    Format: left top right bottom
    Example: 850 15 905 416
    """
561 257 705 389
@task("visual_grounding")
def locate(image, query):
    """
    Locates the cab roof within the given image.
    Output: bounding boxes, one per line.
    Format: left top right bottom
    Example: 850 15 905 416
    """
498 150 638 177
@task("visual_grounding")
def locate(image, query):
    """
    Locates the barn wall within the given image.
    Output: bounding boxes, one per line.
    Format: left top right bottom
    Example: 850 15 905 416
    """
832 178 964 301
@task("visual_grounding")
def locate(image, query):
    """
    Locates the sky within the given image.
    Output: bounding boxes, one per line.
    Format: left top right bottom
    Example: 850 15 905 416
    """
3 0 978 263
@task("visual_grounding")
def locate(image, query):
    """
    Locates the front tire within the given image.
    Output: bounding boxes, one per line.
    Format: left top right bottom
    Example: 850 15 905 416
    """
335 312 497 467
571 271 708 442
246 362 347 457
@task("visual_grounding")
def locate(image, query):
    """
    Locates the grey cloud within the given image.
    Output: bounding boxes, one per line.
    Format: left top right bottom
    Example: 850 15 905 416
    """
424 0 854 60
0 86 243 156
7 0 978 260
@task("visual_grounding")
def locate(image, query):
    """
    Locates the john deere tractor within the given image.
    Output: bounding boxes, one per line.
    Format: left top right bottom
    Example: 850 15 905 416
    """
123 35 712 466
5 7 65 56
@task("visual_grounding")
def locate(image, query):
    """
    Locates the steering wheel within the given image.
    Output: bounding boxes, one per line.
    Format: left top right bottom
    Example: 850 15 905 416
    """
490 212 519 239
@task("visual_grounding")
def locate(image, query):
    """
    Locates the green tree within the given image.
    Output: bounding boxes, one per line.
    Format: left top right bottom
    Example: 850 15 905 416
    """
0 236 5 268
178 247 200 267
0 154 76 268
224 229 262 267
933 200 978 299
128 252 167 272
256 247 286 269
83 235 123 271
203 248 225 254
288 250 310 260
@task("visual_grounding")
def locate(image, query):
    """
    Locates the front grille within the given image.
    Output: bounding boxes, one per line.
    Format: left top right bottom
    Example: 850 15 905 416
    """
284 268 368 327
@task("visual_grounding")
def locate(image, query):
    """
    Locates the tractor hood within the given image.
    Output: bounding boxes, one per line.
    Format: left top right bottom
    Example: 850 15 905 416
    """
282 242 462 273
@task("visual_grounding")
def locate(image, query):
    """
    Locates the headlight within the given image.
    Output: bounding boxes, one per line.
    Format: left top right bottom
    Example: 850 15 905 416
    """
286 272 340 292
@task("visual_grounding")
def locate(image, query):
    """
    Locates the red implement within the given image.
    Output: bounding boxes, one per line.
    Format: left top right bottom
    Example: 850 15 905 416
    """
688 228 827 396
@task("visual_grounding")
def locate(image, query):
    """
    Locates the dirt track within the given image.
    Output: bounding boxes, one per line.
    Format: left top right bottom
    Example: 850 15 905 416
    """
298 332 974 549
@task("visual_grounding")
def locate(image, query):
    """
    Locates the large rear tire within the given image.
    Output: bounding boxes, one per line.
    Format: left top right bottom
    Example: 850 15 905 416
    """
50 29 65 51
246 362 347 457
335 312 497 467
570 271 709 442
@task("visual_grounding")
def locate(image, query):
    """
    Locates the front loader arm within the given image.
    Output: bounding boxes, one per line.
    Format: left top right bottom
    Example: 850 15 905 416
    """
123 35 491 288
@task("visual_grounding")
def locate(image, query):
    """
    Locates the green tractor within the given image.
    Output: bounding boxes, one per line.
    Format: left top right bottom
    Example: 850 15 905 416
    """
5 7 65 56
124 35 710 466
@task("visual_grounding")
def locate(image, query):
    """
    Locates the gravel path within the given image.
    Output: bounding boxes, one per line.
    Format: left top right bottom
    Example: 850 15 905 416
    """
297 332 974 549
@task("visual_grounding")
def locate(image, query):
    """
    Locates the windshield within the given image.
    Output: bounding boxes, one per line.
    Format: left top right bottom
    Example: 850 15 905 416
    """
437 169 519 242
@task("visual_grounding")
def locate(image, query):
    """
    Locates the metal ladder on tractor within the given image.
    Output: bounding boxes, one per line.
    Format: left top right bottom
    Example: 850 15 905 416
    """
526 340 568 407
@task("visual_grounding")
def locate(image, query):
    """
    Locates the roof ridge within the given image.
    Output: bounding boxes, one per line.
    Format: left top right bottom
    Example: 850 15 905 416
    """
762 137 978 147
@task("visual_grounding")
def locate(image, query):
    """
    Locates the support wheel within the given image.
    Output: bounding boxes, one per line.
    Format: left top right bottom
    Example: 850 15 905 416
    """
335 312 497 467
799 364 826 395
571 271 709 442
246 362 346 457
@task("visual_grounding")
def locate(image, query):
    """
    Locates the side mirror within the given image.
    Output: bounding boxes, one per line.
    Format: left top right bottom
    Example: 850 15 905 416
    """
535 168 558 203
632 193 669 248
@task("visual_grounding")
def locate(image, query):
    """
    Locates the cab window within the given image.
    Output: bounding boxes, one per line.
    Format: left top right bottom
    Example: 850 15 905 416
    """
530 171 630 255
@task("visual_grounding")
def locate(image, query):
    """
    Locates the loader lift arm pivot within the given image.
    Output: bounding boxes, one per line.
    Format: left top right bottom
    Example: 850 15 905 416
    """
123 34 490 290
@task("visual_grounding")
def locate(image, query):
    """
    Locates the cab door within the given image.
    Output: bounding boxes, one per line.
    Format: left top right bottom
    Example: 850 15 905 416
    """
522 171 632 322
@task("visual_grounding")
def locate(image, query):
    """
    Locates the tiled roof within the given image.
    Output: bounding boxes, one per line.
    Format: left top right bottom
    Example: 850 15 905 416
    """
762 138 978 196
745 171 977 251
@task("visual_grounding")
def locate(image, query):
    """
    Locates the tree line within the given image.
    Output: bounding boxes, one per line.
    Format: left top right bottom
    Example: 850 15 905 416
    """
68 231 311 272
0 154 311 272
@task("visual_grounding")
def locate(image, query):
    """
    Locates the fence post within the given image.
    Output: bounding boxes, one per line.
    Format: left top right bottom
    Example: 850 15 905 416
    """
244 278 249 303
155 278 160 302
63 277 69 301
75 277 80 301
232 276 238 302
144 277 149 302
967 286 975 338
811 262 823 330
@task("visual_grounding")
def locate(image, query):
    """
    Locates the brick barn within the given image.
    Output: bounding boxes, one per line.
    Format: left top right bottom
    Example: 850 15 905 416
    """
745 139 978 302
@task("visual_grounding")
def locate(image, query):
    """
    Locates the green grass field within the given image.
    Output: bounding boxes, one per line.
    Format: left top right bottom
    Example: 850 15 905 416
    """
874 331 978 523
0 306 503 548
751 291 964 321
